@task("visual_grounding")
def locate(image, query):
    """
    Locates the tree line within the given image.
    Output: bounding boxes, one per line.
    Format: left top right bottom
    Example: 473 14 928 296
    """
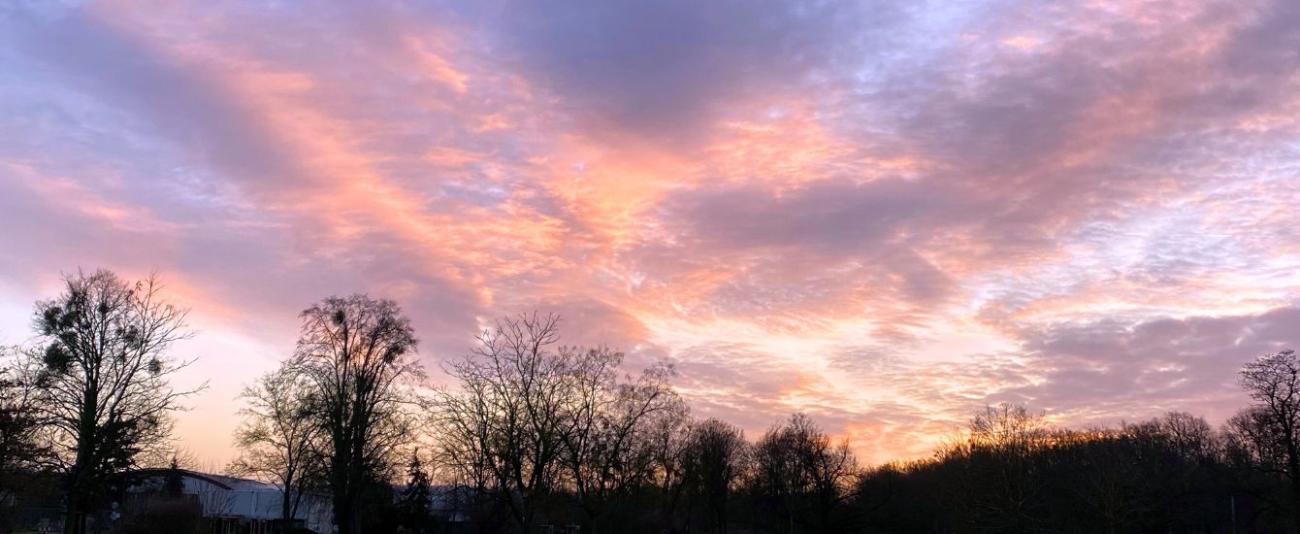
1 270 1299 533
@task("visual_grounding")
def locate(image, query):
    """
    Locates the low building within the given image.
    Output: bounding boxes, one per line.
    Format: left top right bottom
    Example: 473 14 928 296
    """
123 469 333 533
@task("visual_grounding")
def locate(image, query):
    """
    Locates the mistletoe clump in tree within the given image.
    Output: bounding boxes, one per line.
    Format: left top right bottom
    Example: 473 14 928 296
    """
31 270 198 534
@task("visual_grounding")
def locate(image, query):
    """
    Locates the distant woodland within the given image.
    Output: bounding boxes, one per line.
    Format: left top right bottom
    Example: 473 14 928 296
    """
2 270 1299 533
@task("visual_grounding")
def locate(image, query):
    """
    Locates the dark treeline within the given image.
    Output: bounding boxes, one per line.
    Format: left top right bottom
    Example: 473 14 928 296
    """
1 270 1299 533
858 407 1289 533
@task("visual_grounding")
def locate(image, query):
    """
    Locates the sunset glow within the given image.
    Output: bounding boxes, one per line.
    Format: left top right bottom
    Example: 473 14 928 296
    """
2 0 1299 468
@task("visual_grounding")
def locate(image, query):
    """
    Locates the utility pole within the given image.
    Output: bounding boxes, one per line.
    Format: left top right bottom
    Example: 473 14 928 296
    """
1230 494 1237 534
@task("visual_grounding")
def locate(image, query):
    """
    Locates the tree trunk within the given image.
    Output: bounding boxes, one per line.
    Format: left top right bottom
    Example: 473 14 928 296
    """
281 480 293 524
63 460 90 534
1291 474 1300 534
61 509 85 534
334 493 354 534
1287 427 1300 534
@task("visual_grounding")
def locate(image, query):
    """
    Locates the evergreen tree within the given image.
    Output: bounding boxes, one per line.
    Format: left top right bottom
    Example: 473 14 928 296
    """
398 451 433 533
163 456 184 498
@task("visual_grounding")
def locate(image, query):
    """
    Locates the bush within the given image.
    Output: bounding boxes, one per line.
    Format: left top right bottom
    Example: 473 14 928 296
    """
110 499 202 534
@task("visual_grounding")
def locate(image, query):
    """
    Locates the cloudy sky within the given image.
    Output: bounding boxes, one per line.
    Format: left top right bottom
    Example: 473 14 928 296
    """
2 0 1299 466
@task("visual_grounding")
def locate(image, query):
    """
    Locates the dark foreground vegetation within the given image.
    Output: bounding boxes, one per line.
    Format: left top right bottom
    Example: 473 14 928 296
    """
1 270 1299 533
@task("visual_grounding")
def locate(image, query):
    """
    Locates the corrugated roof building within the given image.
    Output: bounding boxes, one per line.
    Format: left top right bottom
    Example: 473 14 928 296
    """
125 469 333 533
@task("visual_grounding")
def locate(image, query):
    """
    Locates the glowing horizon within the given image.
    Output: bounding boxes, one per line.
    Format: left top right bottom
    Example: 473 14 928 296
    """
2 0 1299 468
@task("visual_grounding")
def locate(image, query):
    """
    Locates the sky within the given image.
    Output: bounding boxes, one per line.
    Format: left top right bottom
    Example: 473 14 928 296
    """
1 0 1299 467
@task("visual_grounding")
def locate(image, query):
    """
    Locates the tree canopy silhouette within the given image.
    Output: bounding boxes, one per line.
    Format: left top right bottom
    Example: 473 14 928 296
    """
291 294 422 534
29 270 196 534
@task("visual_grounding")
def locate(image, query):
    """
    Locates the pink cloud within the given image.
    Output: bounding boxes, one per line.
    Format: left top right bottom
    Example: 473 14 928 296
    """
0 0 1298 465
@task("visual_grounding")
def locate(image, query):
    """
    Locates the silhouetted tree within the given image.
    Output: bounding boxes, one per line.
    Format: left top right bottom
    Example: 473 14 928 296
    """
748 414 856 534
646 397 691 533
435 313 573 533
562 356 681 533
1120 412 1223 531
681 418 747 534
0 351 49 528
291 295 422 534
852 405 1255 533
30 270 196 534
1230 349 1300 531
954 403 1051 532
397 451 433 533
230 363 323 523
162 456 184 498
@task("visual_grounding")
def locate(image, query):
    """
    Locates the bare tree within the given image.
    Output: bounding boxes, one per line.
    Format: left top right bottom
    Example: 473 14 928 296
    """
681 418 748 534
646 397 691 531
1127 411 1217 461
291 295 422 534
434 313 578 532
967 403 1051 450
948 403 1052 532
1233 349 1300 531
229 364 322 523
1227 407 1288 471
30 270 197 534
749 414 856 534
432 352 495 518
562 358 682 532
0 349 49 516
